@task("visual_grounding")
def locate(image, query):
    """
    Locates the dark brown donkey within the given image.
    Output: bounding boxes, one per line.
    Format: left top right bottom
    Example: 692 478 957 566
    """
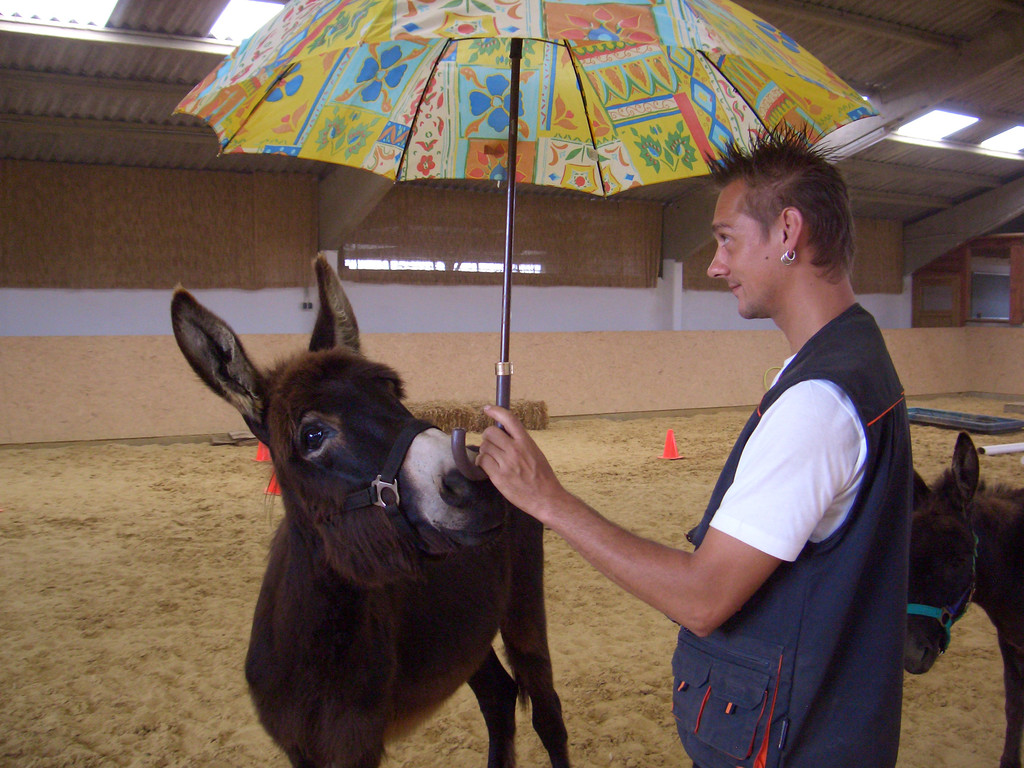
171 256 569 768
906 431 1024 768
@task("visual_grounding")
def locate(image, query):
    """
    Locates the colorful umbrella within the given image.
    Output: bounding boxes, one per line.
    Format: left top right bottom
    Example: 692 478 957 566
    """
179 0 872 194
178 0 874 473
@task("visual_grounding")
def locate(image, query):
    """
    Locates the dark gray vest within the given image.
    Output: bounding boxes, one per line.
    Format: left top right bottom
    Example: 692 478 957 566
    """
673 304 912 768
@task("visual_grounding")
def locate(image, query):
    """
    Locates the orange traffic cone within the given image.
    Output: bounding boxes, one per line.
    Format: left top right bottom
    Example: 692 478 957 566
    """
265 472 281 495
660 429 682 460
255 441 271 462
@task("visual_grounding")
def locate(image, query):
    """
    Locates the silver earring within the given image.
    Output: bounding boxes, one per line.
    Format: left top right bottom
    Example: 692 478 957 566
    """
781 249 796 265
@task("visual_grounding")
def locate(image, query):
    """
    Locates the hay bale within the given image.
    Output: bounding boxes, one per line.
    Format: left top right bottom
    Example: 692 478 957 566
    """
408 400 548 433
513 400 548 430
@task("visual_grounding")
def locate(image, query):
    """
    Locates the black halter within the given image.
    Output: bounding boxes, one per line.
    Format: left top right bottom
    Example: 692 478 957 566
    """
339 418 435 546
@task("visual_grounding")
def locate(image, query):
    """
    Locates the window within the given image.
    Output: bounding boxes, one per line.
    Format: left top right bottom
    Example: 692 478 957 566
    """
970 272 1010 321
341 184 662 288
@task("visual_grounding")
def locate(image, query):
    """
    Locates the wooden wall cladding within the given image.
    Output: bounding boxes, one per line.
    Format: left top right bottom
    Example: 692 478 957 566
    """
0 160 317 289
912 247 968 327
682 239 725 292
851 218 903 294
342 184 663 288
681 217 903 294
912 235 1024 327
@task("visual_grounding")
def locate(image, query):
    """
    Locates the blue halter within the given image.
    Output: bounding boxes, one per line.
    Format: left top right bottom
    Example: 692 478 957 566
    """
906 534 978 654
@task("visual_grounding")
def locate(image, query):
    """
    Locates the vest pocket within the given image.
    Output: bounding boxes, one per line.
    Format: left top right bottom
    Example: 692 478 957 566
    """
672 631 783 767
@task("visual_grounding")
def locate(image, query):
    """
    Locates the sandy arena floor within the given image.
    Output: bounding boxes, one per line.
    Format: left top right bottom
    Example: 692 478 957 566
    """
1 395 1021 767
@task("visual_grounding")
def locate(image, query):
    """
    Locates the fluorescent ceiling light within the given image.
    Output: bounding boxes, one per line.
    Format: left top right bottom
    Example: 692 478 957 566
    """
979 127 1024 153
210 0 283 43
0 0 118 25
896 109 978 141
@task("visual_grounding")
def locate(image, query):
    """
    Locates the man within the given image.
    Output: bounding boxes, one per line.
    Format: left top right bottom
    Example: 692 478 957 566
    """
476 130 912 768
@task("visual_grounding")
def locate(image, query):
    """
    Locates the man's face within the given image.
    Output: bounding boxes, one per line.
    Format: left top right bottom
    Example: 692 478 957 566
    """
707 180 784 320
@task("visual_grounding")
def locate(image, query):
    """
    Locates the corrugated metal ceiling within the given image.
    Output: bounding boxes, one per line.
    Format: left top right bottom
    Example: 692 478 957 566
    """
1 0 1022 265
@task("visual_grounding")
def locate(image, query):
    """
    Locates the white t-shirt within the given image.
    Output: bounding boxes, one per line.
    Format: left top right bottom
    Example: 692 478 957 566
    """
708 370 868 562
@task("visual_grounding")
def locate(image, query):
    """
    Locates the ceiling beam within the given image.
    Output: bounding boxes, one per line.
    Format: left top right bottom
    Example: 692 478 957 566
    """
0 67 192 97
984 0 1024 13
848 188 952 211
0 17 234 55
741 0 960 50
838 158 1002 190
938 100 1024 126
904 174 1024 273
819 11 1024 159
105 0 232 38
0 113 215 143
885 133 1024 161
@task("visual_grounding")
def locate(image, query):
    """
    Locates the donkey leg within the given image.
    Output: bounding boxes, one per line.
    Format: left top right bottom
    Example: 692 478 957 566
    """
468 648 519 768
285 739 384 768
502 513 570 768
503 637 570 768
997 635 1024 768
286 752 317 768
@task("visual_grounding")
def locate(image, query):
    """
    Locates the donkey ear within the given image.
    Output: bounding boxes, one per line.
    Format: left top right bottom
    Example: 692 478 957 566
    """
912 470 930 508
951 431 980 504
310 254 360 354
171 289 268 439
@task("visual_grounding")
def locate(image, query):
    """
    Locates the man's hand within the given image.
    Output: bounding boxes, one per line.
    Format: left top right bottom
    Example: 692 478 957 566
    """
477 406 781 635
476 405 568 522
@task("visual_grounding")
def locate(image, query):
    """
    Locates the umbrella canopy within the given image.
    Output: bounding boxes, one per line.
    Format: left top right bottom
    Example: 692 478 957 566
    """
177 0 874 196
178 0 874 475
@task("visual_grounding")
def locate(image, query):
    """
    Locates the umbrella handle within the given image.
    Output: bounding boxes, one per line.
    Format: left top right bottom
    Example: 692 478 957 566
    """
451 428 488 481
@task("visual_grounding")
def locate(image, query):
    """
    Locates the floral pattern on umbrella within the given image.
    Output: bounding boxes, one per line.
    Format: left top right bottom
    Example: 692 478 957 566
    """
178 0 875 196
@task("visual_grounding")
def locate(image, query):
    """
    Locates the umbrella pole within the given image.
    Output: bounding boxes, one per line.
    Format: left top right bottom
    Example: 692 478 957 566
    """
496 37 522 411
449 38 522 482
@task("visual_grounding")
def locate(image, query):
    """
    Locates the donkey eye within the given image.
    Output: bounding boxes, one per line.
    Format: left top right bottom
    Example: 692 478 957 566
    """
302 427 323 451
300 424 329 453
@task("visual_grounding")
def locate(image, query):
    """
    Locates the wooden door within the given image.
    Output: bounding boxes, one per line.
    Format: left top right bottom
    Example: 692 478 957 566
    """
913 273 963 327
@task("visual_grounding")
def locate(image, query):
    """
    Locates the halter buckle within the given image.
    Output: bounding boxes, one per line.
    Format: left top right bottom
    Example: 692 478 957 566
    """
371 475 399 508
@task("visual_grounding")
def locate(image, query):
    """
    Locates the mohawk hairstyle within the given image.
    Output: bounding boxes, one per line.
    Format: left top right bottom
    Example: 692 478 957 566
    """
708 127 855 278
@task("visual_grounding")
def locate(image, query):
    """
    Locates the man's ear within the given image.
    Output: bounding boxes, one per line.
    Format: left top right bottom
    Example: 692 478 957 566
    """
779 206 805 249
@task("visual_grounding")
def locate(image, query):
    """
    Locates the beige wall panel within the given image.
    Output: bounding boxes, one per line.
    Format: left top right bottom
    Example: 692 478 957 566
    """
365 330 793 414
1 327 1018 444
509 330 791 413
8 325 1024 444
963 327 1024 394
0 336 241 444
882 328 971 394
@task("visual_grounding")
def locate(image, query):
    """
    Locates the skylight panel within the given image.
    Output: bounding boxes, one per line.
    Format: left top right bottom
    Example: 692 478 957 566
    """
209 0 283 43
0 0 118 26
896 109 979 141
979 127 1024 153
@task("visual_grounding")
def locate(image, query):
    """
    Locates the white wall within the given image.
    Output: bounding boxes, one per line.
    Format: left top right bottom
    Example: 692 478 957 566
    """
0 257 913 337
0 286 323 337
857 275 915 329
